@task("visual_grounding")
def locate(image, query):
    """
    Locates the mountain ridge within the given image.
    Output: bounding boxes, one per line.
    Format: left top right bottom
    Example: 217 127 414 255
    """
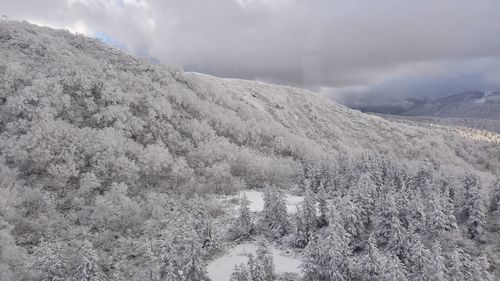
1 20 498 181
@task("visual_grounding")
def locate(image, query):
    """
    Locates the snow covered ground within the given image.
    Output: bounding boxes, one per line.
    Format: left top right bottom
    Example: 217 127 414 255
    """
207 243 302 281
236 190 304 213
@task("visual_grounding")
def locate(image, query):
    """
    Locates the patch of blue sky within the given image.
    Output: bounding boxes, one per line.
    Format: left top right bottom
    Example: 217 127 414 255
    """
94 31 128 51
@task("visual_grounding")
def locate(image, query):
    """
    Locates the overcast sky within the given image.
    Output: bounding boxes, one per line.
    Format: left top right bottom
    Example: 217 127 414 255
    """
2 0 500 107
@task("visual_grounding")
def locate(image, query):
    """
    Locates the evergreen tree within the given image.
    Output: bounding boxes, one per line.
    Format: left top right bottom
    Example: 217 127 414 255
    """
428 193 458 235
463 173 487 241
261 186 290 238
447 248 466 281
316 186 329 228
182 240 209 281
470 255 494 281
357 237 385 280
428 241 447 281
296 188 317 245
382 253 408 281
73 240 106 281
230 194 253 240
301 220 351 281
336 195 364 243
34 240 68 281
405 238 432 280
489 178 500 212
293 207 308 248
159 252 181 281
375 192 405 256
247 253 265 281
256 239 275 281
406 191 427 232
230 264 252 281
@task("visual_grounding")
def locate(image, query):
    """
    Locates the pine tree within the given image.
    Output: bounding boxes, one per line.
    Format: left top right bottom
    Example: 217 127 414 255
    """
182 240 209 281
293 207 308 248
301 236 324 281
261 186 290 238
428 241 447 281
159 251 181 281
407 191 427 232
491 179 500 231
428 193 458 235
230 194 253 240
316 186 329 228
230 264 252 281
489 178 500 212
405 238 432 280
470 255 494 281
247 253 265 281
34 240 68 281
301 220 351 281
382 253 408 281
299 188 317 243
73 240 106 281
336 195 364 243
447 248 466 281
357 237 385 280
375 192 405 256
463 173 487 242
256 239 275 281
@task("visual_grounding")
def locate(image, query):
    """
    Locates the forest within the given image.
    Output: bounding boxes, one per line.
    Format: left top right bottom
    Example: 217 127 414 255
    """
0 20 499 280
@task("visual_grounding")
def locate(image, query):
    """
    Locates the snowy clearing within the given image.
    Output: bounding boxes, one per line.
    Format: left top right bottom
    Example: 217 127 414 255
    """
236 190 304 213
207 243 302 281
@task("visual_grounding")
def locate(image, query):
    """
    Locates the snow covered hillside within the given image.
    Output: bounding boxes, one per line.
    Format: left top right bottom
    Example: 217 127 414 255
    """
1 20 499 280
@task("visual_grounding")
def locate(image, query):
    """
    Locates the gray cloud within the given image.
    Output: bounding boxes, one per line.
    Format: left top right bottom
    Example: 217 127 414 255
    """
2 0 500 106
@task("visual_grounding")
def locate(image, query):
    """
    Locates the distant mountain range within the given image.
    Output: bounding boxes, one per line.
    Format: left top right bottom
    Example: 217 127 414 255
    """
358 91 500 120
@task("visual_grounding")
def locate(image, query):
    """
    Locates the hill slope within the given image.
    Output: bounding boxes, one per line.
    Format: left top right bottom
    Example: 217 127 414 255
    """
0 20 499 280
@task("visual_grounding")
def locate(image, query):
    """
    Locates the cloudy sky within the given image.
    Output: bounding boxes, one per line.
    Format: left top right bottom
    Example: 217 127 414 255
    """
2 0 500 108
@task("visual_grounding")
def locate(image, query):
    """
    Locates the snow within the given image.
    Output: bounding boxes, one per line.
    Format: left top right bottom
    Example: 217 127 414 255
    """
236 190 304 213
207 243 302 281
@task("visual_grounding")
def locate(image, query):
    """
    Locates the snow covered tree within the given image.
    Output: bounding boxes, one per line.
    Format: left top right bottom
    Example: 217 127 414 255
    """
355 237 385 280
428 241 447 281
261 186 290 238
229 194 253 240
335 195 364 245
374 192 405 256
247 254 265 281
447 248 466 281
33 240 69 281
255 239 276 281
230 263 252 281
159 250 181 281
293 207 308 248
489 178 500 212
301 220 352 281
427 193 458 235
404 238 432 280
182 239 209 281
469 255 494 281
293 188 317 246
73 240 106 281
316 186 329 228
463 173 487 242
0 218 31 281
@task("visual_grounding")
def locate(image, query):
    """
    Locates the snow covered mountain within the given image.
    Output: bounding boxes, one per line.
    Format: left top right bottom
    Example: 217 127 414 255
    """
1 20 497 179
402 91 500 119
1 20 500 280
